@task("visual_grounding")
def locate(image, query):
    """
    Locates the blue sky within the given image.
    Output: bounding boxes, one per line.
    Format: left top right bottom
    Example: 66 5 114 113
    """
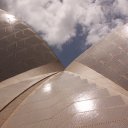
51 24 91 66
1 0 128 66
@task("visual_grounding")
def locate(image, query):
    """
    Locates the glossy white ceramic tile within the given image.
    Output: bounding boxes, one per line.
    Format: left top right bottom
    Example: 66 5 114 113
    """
1 72 128 128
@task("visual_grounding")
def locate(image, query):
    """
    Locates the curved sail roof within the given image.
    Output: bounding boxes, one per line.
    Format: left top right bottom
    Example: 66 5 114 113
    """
73 25 128 90
0 9 63 81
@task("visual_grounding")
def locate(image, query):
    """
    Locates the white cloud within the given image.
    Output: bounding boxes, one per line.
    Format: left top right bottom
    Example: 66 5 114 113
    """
115 0 128 16
5 0 128 47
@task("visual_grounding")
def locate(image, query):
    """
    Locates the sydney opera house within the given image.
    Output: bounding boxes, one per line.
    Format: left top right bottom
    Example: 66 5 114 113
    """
0 9 128 128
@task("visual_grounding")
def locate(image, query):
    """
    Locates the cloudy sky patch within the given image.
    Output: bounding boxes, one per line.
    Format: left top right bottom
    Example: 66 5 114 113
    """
0 0 128 66
4 0 128 47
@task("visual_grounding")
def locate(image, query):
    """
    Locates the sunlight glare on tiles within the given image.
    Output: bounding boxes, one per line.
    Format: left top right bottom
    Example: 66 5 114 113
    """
74 100 95 112
43 83 52 93
3 14 17 24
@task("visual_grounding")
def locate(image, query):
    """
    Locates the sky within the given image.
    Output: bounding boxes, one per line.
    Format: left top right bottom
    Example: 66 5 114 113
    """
0 0 128 66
